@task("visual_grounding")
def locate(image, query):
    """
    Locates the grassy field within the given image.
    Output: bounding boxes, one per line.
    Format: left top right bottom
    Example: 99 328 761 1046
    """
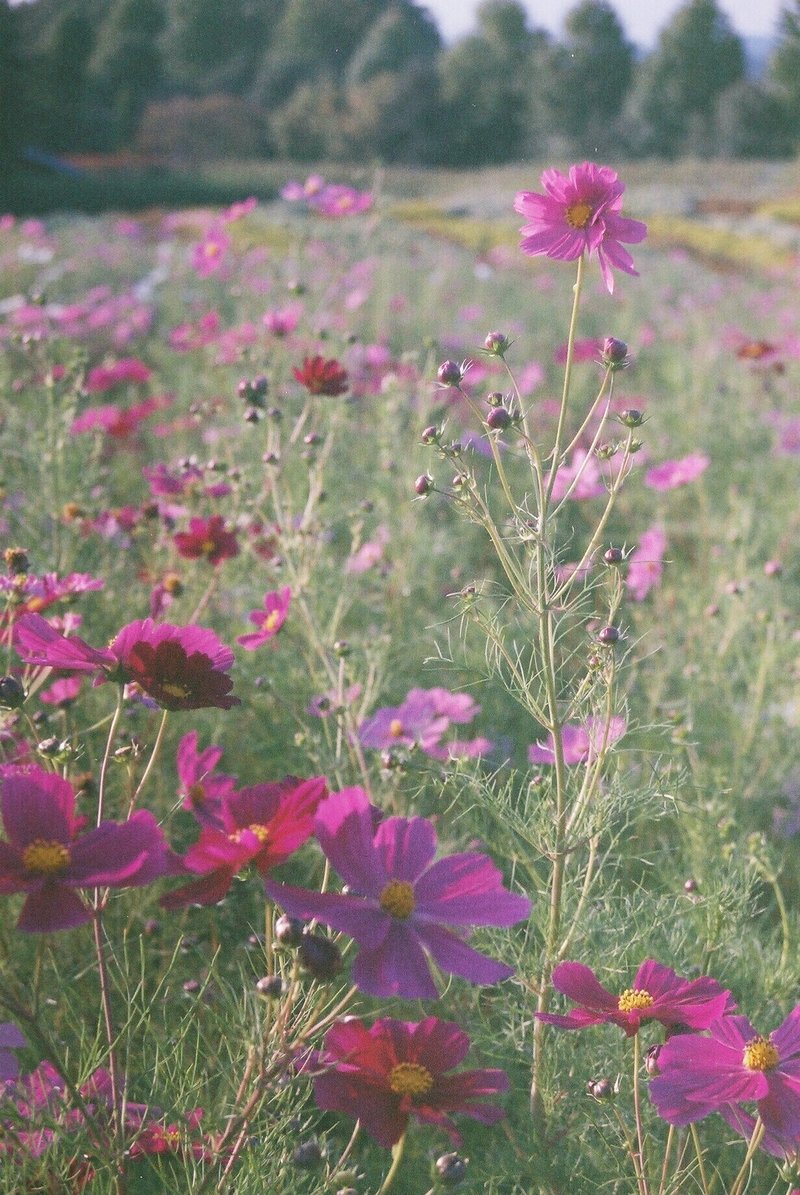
1 160 800 1193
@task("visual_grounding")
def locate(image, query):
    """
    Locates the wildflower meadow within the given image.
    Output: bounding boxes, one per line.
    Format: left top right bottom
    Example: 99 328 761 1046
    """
2 160 800 1195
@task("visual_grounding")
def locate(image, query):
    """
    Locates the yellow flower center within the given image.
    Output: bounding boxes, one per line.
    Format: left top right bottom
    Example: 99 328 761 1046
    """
379 879 415 919
162 682 190 699
389 719 404 738
617 988 654 1013
22 839 70 876
201 539 216 554
565 201 593 229
230 823 270 845
389 1062 434 1097
742 1035 779 1072
263 610 281 633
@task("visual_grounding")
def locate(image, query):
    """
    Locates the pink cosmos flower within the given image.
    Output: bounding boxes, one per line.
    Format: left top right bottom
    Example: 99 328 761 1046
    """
281 174 326 202
267 787 530 1000
262 302 303 337
626 525 667 601
173 515 239 567
649 1010 800 1157
537 960 732 1038
313 1016 509 1148
0 1022 25 1081
0 571 104 623
161 775 328 909
644 453 709 491
546 449 606 502
70 395 167 440
191 224 231 277
529 716 627 766
39 676 83 707
554 337 604 364
514 162 647 293
84 357 151 393
0 765 168 932
222 196 257 223
15 613 241 711
346 526 390 574
176 730 236 830
309 184 374 218
359 687 482 758
236 586 291 650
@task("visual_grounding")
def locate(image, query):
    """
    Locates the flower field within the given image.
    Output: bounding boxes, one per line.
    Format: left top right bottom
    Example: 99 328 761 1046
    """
2 162 800 1193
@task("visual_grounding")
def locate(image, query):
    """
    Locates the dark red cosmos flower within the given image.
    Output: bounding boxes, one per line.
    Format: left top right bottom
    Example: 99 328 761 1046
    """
173 515 239 567
15 614 240 711
160 775 328 908
292 355 349 396
313 1016 509 1148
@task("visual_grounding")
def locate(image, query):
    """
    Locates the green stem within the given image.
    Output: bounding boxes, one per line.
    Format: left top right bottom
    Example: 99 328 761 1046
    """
377 1134 407 1195
127 708 169 815
544 253 585 508
632 1032 650 1195
689 1124 710 1195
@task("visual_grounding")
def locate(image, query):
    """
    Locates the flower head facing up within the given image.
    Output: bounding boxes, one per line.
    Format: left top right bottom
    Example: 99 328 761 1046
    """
537 960 732 1038
236 586 291 650
0 765 168 932
161 775 328 909
173 515 239 567
649 1009 800 1157
313 1016 508 1147
293 355 349 396
267 787 530 1000
514 162 647 293
15 613 240 711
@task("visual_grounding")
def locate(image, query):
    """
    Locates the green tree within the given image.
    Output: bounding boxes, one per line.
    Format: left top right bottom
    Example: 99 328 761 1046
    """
162 0 282 97
346 1 442 87
714 80 793 158
0 0 24 160
622 0 745 156
251 0 388 108
543 1 634 152
438 1 548 165
91 0 167 145
768 1 800 148
40 7 97 150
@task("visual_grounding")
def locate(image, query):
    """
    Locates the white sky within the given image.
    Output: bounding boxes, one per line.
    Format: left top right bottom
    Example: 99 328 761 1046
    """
423 0 785 46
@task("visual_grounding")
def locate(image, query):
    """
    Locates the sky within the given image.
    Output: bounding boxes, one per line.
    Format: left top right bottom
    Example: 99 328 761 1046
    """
423 0 785 47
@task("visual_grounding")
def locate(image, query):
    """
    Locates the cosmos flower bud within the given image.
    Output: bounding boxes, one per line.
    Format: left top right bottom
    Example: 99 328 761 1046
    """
487 406 512 431
3 547 29 575
645 1044 662 1076
292 1140 323 1169
415 473 433 496
421 425 439 445
597 626 620 646
602 337 629 369
0 675 26 709
618 408 645 428
587 1077 616 1101
484 331 511 356
434 1152 469 1187
275 914 305 947
603 547 624 565
256 975 286 999
437 360 463 387
298 931 343 981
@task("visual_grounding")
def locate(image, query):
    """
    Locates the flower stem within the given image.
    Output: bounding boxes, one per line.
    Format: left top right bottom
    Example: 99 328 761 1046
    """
632 1032 650 1195
728 1118 764 1195
377 1134 407 1195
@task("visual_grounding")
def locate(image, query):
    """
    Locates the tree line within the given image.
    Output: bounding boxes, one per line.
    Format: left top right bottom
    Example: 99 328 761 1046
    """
2 0 800 166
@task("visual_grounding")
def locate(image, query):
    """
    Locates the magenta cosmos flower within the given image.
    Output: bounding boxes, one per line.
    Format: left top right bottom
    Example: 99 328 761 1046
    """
14 613 240 711
514 162 647 294
537 960 732 1038
313 1016 508 1147
359 686 486 760
175 730 237 830
161 775 328 909
0 1023 25 1081
626 524 667 602
236 586 291 650
0 765 167 932
267 787 530 1000
649 1010 800 1157
529 716 626 766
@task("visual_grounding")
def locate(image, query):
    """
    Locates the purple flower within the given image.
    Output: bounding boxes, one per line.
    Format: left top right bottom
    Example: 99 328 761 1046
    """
267 787 530 1000
537 960 732 1038
0 1023 25 1081
514 162 647 293
626 525 667 602
529 717 626 766
359 687 482 758
649 1010 800 1157
176 730 237 830
236 586 291 650
0 765 168 932
644 453 709 492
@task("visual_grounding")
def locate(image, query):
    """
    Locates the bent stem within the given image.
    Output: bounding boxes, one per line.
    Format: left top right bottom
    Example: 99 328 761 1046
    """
728 1118 764 1195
